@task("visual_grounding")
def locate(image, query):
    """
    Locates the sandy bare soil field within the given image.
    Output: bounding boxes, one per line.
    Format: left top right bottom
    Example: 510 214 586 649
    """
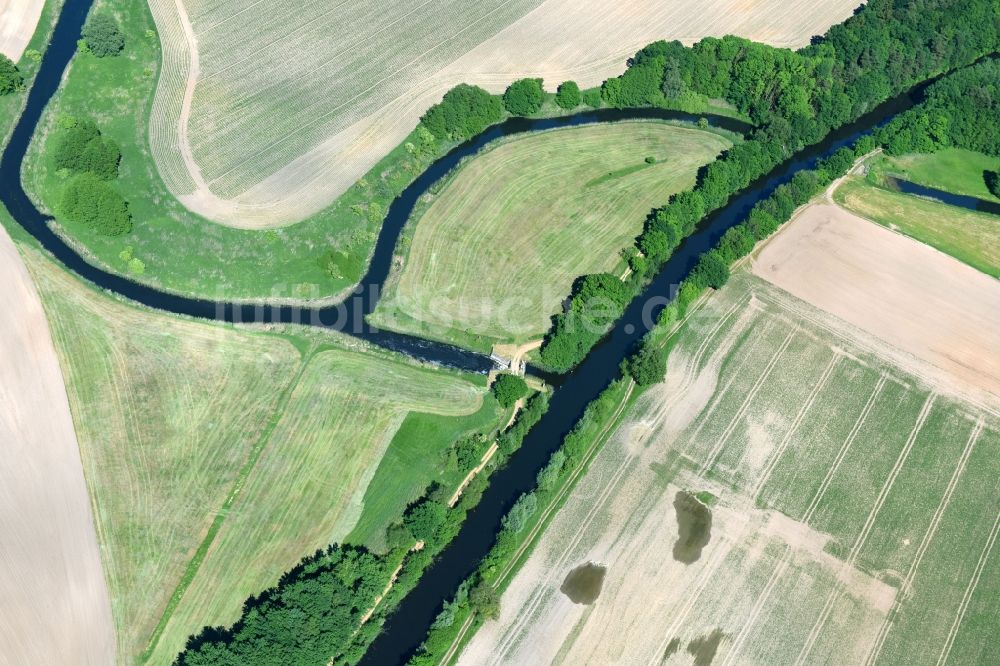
0 0 44 61
0 225 114 664
147 0 859 227
753 203 1000 406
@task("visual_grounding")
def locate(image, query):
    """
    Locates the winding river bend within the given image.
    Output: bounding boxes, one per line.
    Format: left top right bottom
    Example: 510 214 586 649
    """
0 0 749 374
0 1 950 664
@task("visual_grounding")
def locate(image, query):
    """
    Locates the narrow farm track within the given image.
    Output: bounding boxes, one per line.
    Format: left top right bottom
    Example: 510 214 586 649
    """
439 380 636 665
793 394 936 666
863 418 985 666
936 511 1000 666
801 375 888 523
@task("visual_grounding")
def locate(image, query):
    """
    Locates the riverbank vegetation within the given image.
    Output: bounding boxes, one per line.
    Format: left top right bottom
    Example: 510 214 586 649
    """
371 122 731 350
174 388 549 665
0 0 61 142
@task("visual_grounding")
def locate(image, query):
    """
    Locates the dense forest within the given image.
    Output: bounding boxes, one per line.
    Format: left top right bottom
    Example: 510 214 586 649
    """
877 58 1000 156
0 54 22 95
178 1 1000 662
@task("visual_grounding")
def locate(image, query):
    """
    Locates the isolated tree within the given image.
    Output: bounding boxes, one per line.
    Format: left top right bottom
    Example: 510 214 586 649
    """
503 78 544 116
402 496 446 542
690 249 730 290
469 582 500 619
59 173 131 235
491 373 528 409
627 342 667 386
554 80 581 109
985 170 1000 198
82 13 125 57
0 54 23 95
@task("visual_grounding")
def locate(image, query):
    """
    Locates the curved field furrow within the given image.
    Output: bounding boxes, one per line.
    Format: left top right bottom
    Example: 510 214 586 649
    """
145 0 860 227
373 122 730 345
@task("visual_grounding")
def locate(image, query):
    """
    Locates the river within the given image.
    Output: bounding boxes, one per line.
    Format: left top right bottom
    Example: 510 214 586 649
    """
0 1 954 664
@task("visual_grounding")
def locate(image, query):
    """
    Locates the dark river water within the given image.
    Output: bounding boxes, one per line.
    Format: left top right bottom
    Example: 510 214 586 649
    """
0 1 965 664
884 175 1000 215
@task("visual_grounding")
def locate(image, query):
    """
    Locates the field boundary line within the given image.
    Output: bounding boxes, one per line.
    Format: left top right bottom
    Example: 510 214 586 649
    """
750 352 840 498
699 327 797 475
802 374 887 523
719 549 792 666
935 509 1000 666
138 352 313 662
864 418 984 666
756 291 1000 420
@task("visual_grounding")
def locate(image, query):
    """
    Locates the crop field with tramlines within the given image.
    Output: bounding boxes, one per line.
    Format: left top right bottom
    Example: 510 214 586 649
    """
146 0 859 226
372 122 731 348
19 243 492 664
458 268 999 666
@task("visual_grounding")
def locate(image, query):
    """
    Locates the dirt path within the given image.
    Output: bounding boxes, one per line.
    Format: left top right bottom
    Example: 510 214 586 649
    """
0 226 115 663
449 443 500 508
0 0 44 60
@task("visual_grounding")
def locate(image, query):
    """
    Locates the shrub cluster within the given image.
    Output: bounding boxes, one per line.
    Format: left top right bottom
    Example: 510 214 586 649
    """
0 54 23 95
52 118 121 179
51 117 130 235
420 84 503 140
503 78 544 116
82 13 125 57
986 171 1000 199
538 273 633 371
491 373 528 409
59 173 132 236
554 80 580 109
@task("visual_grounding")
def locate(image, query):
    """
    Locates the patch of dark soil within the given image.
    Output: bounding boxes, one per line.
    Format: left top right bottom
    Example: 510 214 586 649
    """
687 629 726 666
673 490 712 563
560 562 607 605
662 637 681 661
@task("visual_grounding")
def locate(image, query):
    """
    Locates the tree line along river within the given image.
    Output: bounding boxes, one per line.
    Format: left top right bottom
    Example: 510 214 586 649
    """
0 0 947 663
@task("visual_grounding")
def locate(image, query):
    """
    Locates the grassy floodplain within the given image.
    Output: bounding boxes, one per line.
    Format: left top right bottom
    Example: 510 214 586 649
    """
13 223 502 664
880 148 1000 201
372 122 732 349
834 176 1000 277
458 268 1000 665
